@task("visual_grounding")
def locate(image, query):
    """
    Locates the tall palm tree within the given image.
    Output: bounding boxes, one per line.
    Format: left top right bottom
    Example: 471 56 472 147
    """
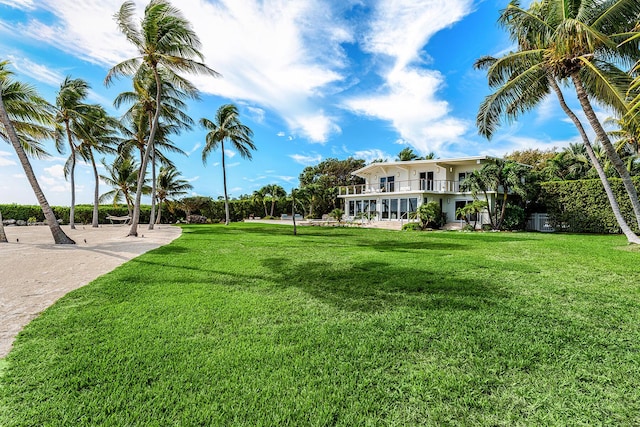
54 76 91 229
251 189 268 217
155 165 192 223
0 210 7 243
0 60 74 244
476 0 640 243
114 67 196 230
105 0 219 236
73 105 120 227
201 104 256 225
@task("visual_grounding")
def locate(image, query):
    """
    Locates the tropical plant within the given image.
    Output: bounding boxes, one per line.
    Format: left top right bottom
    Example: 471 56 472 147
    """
54 76 92 229
99 154 142 218
73 105 120 227
396 147 420 161
415 201 441 230
475 0 640 243
329 208 344 222
259 184 287 218
201 104 256 225
105 0 219 236
455 200 488 230
0 60 74 244
155 165 192 223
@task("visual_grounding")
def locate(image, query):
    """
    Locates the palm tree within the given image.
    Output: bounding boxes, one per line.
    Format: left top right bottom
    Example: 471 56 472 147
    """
0 60 74 244
460 169 495 228
155 165 192 223
259 184 287 217
201 104 256 225
73 105 120 227
114 67 196 230
99 154 141 219
396 147 420 161
251 189 268 217
105 0 219 236
54 77 91 229
475 0 640 243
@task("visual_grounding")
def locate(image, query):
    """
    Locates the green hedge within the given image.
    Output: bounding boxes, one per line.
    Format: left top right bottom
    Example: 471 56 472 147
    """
540 177 640 234
0 204 152 224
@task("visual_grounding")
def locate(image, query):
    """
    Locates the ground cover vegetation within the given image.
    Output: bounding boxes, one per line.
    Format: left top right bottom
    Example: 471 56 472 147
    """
1 224 640 425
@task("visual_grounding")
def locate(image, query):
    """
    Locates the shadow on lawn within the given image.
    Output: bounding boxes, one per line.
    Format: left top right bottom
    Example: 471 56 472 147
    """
261 257 505 313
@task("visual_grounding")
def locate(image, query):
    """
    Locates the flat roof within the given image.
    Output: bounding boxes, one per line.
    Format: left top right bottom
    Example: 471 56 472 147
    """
351 155 501 176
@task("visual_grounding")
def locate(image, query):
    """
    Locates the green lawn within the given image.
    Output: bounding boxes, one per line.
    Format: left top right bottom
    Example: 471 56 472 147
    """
2 224 640 425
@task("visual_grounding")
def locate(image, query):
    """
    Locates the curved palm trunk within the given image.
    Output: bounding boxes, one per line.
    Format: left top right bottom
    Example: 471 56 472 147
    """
129 69 162 237
551 78 640 243
572 73 640 230
0 93 74 244
148 149 156 230
0 211 7 243
89 151 100 228
221 141 230 225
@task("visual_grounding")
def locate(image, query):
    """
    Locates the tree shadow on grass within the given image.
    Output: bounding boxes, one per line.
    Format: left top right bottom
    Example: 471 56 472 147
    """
261 257 506 313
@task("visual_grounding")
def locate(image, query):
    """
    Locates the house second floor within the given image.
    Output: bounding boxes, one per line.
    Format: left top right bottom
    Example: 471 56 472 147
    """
338 156 500 197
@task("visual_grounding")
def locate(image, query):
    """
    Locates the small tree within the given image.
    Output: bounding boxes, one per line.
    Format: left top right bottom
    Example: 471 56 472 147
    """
329 208 344 223
416 202 441 230
455 200 488 230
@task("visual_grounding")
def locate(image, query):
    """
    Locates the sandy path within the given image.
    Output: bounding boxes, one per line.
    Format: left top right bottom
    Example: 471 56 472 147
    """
0 224 182 358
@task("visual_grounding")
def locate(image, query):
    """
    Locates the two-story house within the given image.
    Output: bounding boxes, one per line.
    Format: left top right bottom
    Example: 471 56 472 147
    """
338 156 501 227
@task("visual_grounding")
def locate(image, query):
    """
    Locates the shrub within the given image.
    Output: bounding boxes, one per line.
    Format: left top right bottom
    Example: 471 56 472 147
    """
502 203 526 230
402 222 422 231
540 178 640 234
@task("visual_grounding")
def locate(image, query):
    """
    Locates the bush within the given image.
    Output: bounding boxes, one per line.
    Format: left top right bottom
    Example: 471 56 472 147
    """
462 224 475 232
502 203 526 230
540 178 640 234
402 222 422 231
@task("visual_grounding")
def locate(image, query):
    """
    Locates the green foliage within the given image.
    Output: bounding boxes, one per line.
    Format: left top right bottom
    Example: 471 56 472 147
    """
501 203 526 231
329 208 344 222
2 226 640 425
0 204 152 224
298 157 365 215
416 201 442 229
541 178 640 234
401 222 422 231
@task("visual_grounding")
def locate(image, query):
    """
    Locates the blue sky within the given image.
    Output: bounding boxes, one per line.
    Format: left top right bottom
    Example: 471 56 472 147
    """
0 0 598 206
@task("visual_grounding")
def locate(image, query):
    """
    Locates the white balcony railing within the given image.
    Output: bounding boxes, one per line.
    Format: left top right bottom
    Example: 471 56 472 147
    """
339 179 464 196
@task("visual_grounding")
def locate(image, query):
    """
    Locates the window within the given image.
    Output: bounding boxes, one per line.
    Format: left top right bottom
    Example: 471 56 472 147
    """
400 198 408 219
380 176 395 192
382 199 389 219
390 199 398 219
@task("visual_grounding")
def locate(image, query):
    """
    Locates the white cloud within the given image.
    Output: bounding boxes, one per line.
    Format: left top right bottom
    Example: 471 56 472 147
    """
227 162 241 168
224 149 237 159
352 149 392 164
245 106 265 123
0 0 34 10
185 176 200 183
0 151 17 167
276 175 297 183
7 55 64 86
277 132 286 137
5 0 353 143
289 153 322 165
345 0 474 155
186 143 202 156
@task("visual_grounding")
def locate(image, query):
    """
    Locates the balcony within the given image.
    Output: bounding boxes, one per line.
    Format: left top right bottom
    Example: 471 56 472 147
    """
339 179 463 196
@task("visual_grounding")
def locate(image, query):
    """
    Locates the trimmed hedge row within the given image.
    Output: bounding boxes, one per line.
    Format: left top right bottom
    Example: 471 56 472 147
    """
540 177 640 234
0 204 152 225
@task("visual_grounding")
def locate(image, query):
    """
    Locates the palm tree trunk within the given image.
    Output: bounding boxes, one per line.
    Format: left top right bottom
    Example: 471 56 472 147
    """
155 199 163 224
0 92 74 244
129 69 162 237
89 151 100 228
572 73 640 230
148 149 156 230
64 124 77 229
0 211 7 243
292 190 297 236
222 142 230 225
550 77 639 243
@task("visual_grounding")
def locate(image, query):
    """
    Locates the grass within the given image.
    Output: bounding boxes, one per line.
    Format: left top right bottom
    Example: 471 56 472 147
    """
1 223 640 425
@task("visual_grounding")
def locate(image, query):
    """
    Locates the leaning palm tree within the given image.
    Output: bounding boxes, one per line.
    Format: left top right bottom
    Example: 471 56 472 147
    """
0 60 74 244
201 104 256 225
105 0 219 236
54 77 91 229
475 0 640 243
154 165 192 223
